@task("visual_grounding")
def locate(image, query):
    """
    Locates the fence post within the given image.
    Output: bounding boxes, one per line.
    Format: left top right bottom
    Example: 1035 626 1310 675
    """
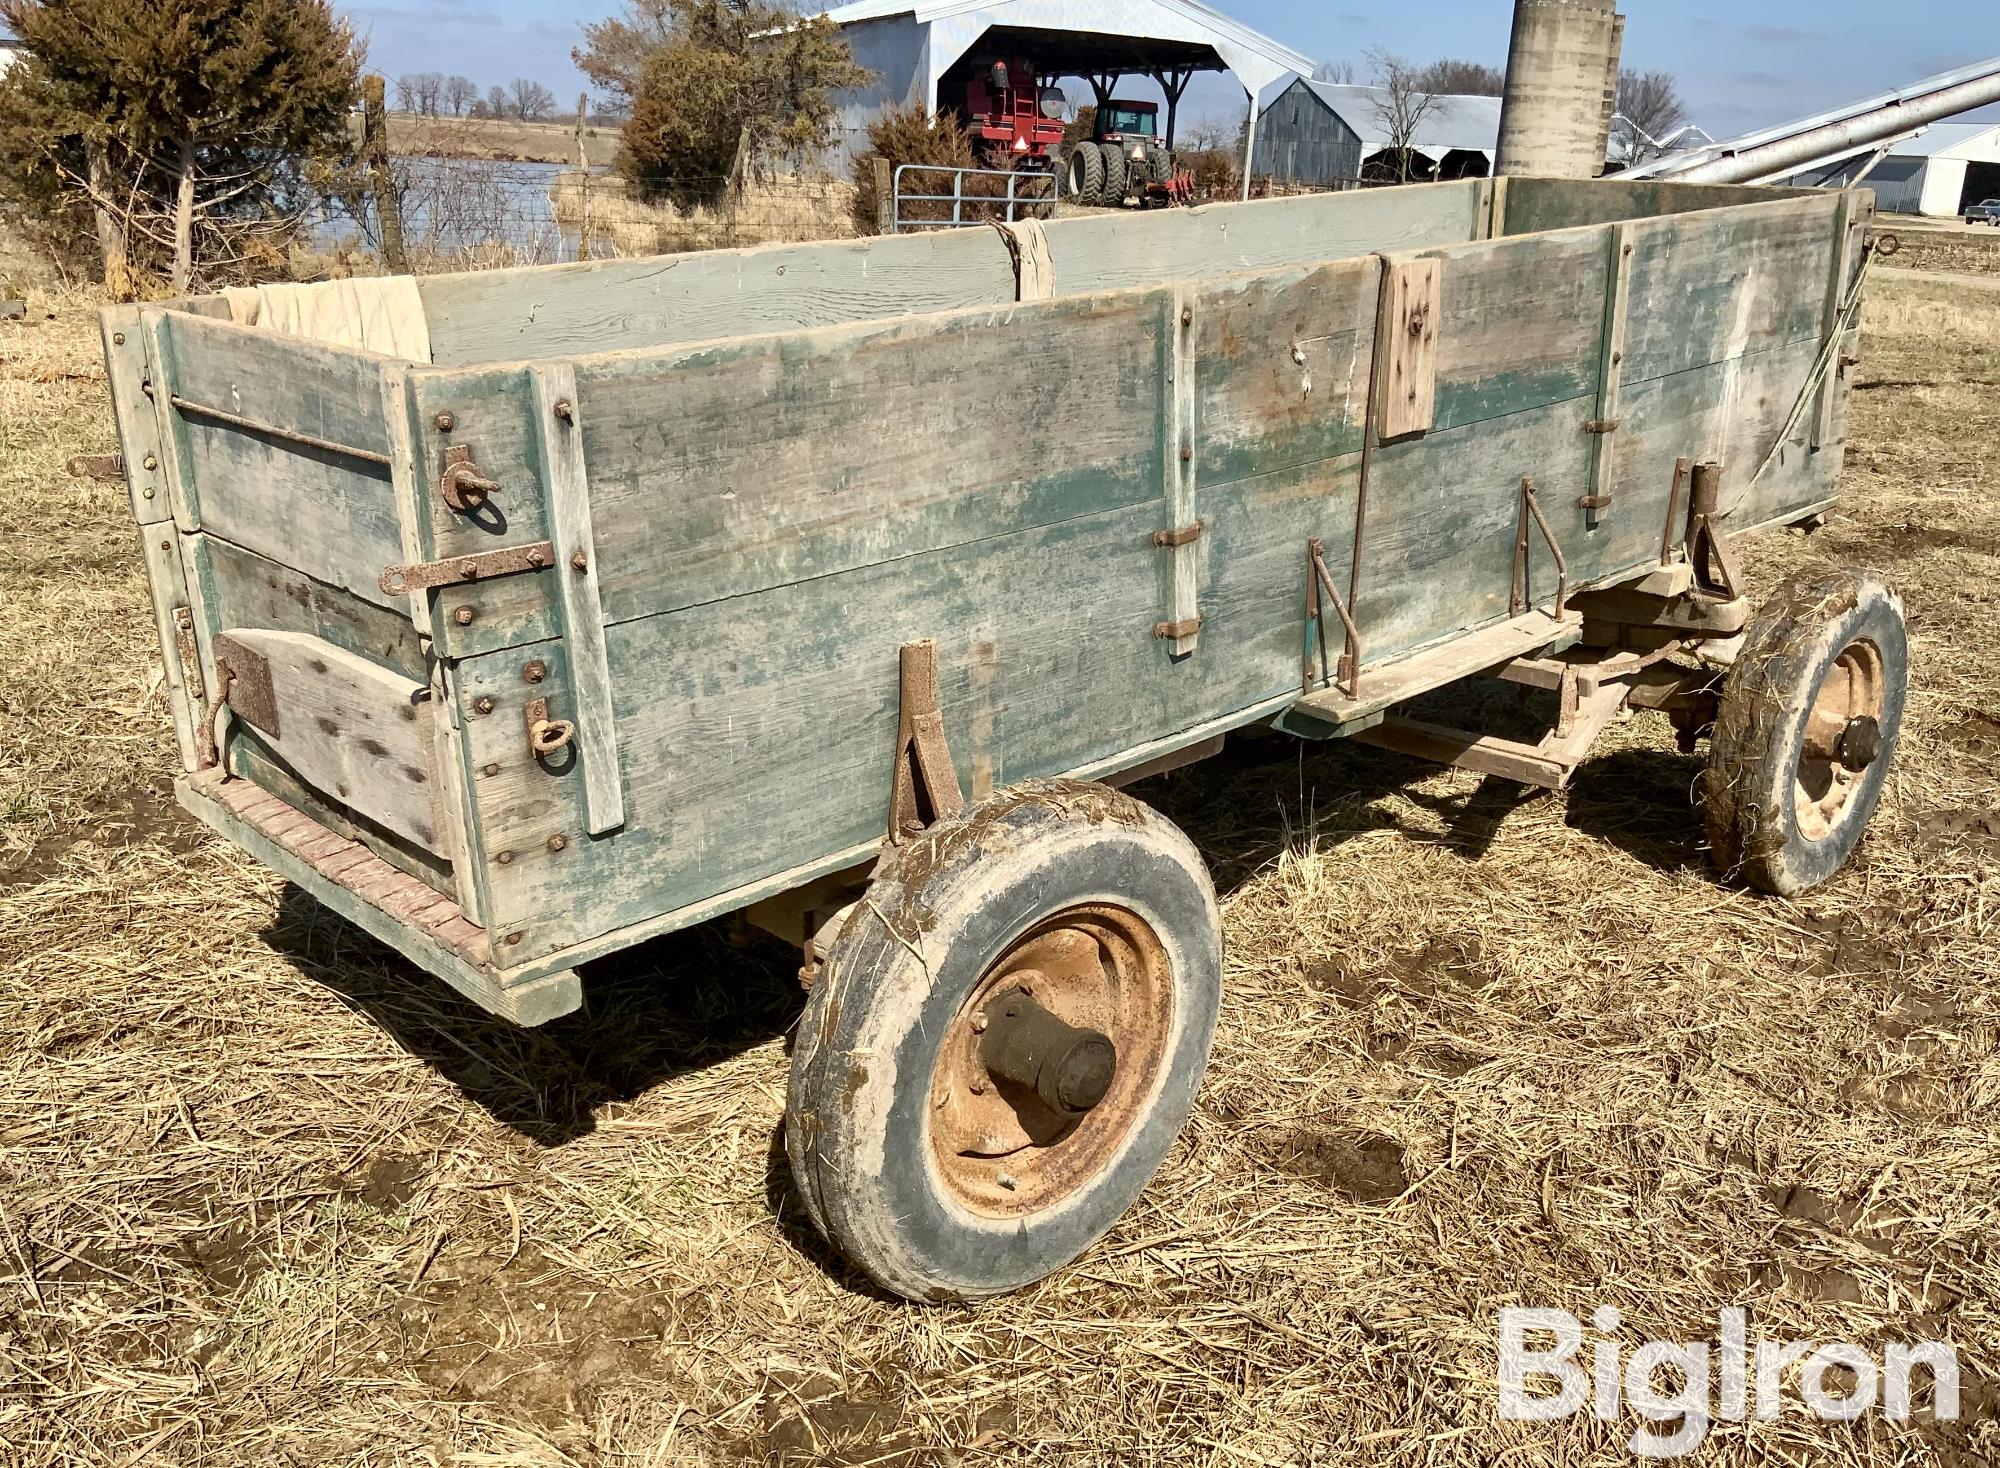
875 158 894 234
363 75 409 274
574 93 591 262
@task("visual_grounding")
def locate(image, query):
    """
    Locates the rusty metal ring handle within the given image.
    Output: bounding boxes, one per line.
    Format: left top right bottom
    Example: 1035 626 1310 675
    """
528 717 576 757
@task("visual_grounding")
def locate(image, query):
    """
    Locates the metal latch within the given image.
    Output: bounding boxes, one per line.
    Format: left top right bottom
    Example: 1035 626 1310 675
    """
67 453 126 481
379 541 556 596
1152 616 1203 640
1152 522 1203 549
1583 419 1621 435
438 444 502 513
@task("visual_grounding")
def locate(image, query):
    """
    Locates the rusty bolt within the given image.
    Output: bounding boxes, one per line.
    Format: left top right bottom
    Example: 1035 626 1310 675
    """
482 762 500 777
505 932 524 946
434 410 456 432
453 606 477 626
143 487 155 500
969 1078 987 1095
525 546 545 567
474 695 495 715
459 563 479 580
1180 304 1193 327
113 331 126 346
143 453 158 472
496 850 514 866
522 659 547 684
1179 444 1193 463
996 1171 1019 1191
547 834 568 852
552 398 574 423
569 550 589 572
971 1011 988 1034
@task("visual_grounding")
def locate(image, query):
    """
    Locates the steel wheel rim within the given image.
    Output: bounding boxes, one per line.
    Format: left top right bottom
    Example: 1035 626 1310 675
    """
926 904 1174 1219
1795 638 1886 842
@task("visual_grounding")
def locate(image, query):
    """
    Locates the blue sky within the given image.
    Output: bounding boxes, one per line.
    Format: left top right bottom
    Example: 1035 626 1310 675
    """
341 0 1998 138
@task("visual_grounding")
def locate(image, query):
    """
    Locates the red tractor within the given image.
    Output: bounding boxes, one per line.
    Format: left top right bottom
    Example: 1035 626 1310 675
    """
958 58 1066 166
1064 99 1187 207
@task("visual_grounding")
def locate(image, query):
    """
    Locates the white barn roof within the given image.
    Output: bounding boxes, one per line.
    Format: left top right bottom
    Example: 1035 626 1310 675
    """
1289 79 1504 160
1888 121 2000 159
815 0 1314 104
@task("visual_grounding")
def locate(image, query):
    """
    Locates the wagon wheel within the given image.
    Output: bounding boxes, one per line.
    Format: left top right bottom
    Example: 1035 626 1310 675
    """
1703 567 1908 895
786 779 1221 1300
1066 143 1105 206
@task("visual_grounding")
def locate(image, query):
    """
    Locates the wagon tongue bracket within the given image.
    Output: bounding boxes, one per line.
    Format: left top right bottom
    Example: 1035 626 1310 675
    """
979 985 1117 1117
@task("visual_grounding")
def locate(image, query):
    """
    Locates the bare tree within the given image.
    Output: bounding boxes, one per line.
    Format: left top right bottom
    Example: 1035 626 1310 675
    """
1312 59 1356 85
510 78 557 122
1416 58 1504 97
394 74 419 111
442 76 478 117
1182 108 1247 152
1365 48 1443 183
485 85 512 119
1614 69 1689 161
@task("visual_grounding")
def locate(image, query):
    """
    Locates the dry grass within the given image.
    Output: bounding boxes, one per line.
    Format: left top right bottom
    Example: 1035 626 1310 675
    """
550 171 858 254
2 235 1999 1466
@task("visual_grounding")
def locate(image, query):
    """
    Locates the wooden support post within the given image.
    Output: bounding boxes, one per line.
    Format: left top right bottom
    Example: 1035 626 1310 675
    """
888 640 963 844
574 94 591 263
363 75 409 275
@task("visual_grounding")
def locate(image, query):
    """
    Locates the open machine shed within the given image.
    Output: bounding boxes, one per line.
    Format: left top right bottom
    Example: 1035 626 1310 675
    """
818 0 1312 161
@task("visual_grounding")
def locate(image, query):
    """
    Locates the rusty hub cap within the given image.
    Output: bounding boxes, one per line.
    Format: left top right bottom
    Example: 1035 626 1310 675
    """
1796 638 1887 842
927 905 1174 1218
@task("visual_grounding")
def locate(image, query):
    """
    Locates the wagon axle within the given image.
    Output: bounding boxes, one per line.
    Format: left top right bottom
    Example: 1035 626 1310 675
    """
978 985 1118 1118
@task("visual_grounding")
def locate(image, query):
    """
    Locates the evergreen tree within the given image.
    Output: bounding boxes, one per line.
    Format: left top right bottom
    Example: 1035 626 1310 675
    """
0 0 360 293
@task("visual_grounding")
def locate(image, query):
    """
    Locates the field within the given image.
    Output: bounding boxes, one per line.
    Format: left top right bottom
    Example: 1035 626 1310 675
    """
2 237 1998 1466
347 112 624 168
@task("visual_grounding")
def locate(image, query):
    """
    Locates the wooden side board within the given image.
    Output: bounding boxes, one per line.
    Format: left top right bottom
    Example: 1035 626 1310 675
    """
1499 177 1816 236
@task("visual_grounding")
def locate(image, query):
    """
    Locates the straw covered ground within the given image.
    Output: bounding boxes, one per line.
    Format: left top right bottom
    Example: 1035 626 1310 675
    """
2 243 1998 1466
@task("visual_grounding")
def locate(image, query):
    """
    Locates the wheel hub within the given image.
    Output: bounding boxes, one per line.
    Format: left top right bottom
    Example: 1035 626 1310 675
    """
1795 640 1887 840
927 906 1172 1218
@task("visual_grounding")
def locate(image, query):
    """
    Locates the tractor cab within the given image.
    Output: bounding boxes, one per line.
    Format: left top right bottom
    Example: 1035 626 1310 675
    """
1095 100 1160 144
960 58 1066 165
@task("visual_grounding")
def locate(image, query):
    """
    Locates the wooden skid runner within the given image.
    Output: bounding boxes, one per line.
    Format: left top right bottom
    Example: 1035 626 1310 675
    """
179 771 581 1026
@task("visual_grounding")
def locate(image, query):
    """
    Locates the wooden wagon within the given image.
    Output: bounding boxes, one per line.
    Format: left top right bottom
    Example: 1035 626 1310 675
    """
102 176 1906 1298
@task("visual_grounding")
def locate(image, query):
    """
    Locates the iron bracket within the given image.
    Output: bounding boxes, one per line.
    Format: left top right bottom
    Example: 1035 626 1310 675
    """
379 541 556 596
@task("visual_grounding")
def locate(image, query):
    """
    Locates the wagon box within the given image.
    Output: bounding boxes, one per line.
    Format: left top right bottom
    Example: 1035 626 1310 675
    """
104 175 1904 1299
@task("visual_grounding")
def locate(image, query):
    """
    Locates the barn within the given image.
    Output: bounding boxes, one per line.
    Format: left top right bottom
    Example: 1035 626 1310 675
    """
1782 122 2000 219
816 0 1312 170
1251 78 1503 188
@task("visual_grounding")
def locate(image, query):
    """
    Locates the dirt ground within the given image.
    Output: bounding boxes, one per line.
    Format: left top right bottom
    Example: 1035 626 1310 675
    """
2 241 1998 1467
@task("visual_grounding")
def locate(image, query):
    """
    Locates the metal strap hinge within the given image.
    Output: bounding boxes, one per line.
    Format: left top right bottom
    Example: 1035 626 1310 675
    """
1584 418 1621 435
1576 494 1612 511
1152 522 1203 549
379 541 556 596
1153 616 1203 640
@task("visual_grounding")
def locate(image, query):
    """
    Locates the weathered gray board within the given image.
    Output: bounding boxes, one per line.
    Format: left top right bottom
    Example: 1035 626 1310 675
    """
127 178 1865 989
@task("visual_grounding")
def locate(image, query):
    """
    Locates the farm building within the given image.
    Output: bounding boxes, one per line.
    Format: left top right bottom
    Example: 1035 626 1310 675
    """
0 28 21 75
1251 78 1504 187
1779 121 2000 218
816 0 1312 161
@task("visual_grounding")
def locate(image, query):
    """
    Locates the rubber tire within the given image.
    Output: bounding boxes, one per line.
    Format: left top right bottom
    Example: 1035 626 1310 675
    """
1100 145 1129 205
1067 143 1104 206
786 779 1222 1301
1149 146 1175 185
1703 566 1908 896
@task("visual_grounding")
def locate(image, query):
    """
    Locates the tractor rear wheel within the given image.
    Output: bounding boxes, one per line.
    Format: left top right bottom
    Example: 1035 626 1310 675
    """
1149 146 1175 185
1100 146 1130 205
1067 143 1104 205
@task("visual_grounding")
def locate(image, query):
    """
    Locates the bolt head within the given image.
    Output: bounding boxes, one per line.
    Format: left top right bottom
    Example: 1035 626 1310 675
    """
969 1079 986 1095
505 932 524 945
474 695 495 714
522 659 547 684
113 332 126 346
547 834 567 852
496 849 514 865
454 606 477 626
434 410 456 432
143 454 158 471
996 1171 1018 1191
569 550 589 572
970 1011 988 1033
482 762 499 777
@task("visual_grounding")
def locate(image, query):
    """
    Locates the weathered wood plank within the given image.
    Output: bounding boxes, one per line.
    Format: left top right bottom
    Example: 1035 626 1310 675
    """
98 306 174 526
530 363 624 834
416 226 1021 366
137 528 200 771
212 628 443 853
160 310 397 458
192 533 427 679
1582 223 1634 526
1377 258 1441 440
1500 178 1814 236
413 291 1173 659
1042 181 1484 296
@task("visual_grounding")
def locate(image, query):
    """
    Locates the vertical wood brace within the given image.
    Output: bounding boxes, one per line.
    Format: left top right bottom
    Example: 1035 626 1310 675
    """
1582 223 1634 529
1374 257 1440 441
100 306 174 527
1161 285 1200 657
1812 191 1861 453
1488 176 1511 241
529 364 625 836
138 528 200 771
137 308 201 535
